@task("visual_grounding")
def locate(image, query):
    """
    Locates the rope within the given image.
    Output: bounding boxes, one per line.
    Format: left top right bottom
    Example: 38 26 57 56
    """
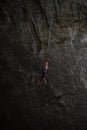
47 10 54 52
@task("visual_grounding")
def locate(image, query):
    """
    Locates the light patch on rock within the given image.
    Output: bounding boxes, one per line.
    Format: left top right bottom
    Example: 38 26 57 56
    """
81 34 87 43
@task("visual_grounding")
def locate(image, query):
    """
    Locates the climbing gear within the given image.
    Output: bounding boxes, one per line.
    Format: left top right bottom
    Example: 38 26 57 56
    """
38 9 54 86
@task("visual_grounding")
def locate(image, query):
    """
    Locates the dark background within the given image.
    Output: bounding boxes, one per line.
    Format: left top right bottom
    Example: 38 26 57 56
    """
0 0 87 129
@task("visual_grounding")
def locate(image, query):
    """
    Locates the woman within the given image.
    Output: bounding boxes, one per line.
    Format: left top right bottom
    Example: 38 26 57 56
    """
38 56 50 86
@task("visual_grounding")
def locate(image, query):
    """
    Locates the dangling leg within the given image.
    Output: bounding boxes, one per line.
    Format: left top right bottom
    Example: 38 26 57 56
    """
38 75 43 86
38 70 47 86
44 77 47 85
38 77 42 86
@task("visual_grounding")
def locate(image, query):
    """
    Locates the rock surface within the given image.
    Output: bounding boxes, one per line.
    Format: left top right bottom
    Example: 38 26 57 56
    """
0 0 87 129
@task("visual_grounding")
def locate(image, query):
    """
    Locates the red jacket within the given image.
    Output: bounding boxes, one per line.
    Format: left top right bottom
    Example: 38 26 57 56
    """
44 58 50 70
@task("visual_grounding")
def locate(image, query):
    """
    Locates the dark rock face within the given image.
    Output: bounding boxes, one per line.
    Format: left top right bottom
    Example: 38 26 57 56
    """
0 0 87 129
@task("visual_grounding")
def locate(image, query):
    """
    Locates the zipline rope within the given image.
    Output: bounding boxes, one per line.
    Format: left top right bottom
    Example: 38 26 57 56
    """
47 10 54 52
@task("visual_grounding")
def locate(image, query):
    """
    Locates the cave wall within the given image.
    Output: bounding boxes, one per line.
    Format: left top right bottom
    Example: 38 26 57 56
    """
0 0 87 129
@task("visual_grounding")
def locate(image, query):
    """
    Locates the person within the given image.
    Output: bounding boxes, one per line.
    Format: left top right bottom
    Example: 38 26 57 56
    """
38 56 50 86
